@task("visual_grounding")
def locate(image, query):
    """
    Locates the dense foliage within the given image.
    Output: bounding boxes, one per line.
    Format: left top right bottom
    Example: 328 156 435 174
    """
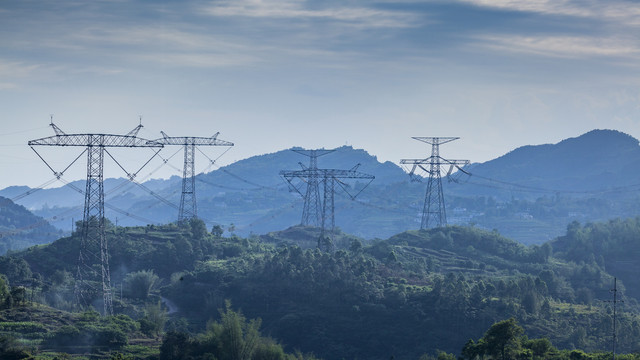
160 301 318 360
552 217 640 300
1 218 640 358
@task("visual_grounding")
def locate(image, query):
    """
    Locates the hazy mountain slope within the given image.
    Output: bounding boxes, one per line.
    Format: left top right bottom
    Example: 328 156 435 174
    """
4 130 640 247
0 196 62 254
452 129 640 199
197 145 406 189
0 146 407 232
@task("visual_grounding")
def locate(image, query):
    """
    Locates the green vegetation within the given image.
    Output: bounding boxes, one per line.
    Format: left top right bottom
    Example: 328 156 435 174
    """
1 217 640 358
160 301 318 360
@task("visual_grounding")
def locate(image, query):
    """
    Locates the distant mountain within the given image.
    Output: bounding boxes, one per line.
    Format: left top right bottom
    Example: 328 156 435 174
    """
5 130 640 248
198 145 406 188
0 196 62 254
0 146 410 239
454 129 640 199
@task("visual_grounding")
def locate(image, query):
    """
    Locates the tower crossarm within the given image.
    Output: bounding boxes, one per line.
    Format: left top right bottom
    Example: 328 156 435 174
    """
280 168 374 181
28 134 163 147
320 168 375 200
411 136 459 146
280 169 314 194
442 159 470 174
320 168 375 180
401 158 469 167
153 135 234 147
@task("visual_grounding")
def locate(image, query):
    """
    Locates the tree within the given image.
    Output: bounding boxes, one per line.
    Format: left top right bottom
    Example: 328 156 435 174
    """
142 301 168 338
190 218 208 240
0 276 10 309
0 334 31 359
524 337 555 359
482 318 523 360
160 331 193 360
160 301 318 360
212 225 224 238
123 270 159 300
208 301 261 360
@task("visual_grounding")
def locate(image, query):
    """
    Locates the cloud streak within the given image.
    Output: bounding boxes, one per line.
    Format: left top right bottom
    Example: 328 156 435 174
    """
478 35 640 60
200 0 419 28
459 0 640 26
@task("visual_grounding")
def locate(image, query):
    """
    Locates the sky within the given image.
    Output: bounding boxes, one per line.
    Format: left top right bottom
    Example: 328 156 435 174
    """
1 0 640 190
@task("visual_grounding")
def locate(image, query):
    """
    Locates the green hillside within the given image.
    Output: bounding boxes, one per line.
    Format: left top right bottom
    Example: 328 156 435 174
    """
0 218 639 358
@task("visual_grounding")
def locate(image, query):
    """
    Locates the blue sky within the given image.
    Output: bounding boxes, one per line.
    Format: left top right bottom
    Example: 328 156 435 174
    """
1 0 639 189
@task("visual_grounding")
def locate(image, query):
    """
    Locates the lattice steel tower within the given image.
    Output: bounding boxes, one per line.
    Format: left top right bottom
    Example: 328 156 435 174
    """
281 154 374 251
317 166 374 251
154 132 233 223
29 121 163 315
401 137 469 229
288 149 335 226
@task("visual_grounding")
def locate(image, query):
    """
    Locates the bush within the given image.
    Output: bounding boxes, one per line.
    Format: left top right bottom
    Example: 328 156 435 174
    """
42 325 82 350
124 270 159 299
94 325 128 348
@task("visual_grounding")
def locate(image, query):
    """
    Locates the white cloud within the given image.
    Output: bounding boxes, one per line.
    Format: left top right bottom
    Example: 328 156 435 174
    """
0 60 40 89
458 0 640 26
458 0 592 16
201 0 419 28
0 60 39 77
477 34 640 60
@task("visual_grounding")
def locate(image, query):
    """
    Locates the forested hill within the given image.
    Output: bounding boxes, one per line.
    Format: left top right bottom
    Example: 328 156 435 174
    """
3 219 640 359
551 217 640 300
0 196 62 254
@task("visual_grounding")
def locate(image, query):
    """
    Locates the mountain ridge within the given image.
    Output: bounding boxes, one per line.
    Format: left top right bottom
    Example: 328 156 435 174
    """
3 129 640 247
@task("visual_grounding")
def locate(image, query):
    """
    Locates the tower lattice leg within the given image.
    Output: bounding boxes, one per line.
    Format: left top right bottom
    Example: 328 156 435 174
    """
75 144 112 315
179 143 197 222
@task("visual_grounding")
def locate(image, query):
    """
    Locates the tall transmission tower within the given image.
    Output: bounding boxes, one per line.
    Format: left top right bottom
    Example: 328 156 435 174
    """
605 277 623 360
154 131 233 223
29 121 163 315
401 137 469 229
317 166 374 251
281 154 374 251
288 149 335 226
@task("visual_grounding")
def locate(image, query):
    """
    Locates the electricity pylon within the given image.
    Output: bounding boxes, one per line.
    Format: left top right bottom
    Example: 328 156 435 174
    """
317 166 374 251
154 131 233 223
605 277 623 360
401 137 469 229
29 121 163 315
281 154 374 251
287 149 335 226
